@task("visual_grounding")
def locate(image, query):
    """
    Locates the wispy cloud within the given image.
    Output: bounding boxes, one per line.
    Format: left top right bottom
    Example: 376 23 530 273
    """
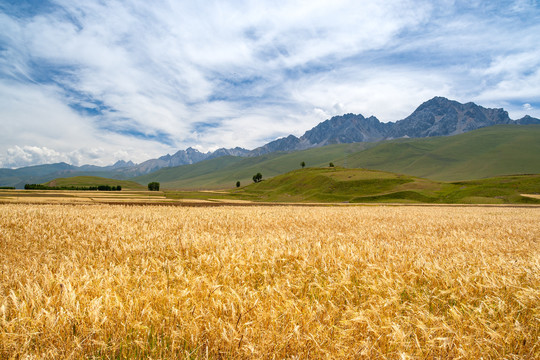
1 0 539 167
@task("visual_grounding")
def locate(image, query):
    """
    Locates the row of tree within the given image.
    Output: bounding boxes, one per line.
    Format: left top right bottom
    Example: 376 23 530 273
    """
24 184 122 191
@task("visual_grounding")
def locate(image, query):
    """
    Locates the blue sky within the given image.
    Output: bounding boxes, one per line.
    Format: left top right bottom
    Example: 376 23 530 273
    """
0 0 539 168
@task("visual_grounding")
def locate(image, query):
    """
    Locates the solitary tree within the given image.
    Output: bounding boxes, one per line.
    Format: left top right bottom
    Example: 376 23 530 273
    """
329 162 335 167
252 173 262 183
301 161 306 168
148 182 160 191
236 181 241 188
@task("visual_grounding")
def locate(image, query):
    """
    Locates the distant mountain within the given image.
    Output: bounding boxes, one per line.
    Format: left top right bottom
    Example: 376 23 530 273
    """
516 115 540 125
0 162 76 188
387 96 514 138
250 97 539 155
118 147 251 177
78 160 136 172
250 113 391 156
0 161 138 189
302 114 390 145
1 96 539 188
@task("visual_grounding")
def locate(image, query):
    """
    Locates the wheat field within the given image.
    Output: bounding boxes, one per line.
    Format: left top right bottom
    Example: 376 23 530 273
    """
0 204 538 359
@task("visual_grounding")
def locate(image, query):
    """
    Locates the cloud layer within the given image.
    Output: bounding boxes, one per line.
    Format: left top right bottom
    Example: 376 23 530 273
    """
1 0 539 167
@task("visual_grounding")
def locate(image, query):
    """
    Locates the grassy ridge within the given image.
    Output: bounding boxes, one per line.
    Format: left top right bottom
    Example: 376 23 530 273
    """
167 167 540 204
43 176 146 190
343 125 540 181
234 167 418 202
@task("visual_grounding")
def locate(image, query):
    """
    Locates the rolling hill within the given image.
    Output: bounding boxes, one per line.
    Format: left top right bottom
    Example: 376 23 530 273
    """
166 167 540 204
133 125 540 189
232 167 435 203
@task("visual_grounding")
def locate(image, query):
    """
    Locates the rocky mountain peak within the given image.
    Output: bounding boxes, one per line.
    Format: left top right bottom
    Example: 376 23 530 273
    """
111 160 135 169
388 96 513 138
301 113 388 146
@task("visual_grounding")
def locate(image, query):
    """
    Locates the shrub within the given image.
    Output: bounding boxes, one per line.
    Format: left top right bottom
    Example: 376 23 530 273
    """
252 173 262 183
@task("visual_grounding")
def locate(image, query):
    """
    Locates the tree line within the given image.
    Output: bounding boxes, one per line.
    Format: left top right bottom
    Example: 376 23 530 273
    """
24 184 122 191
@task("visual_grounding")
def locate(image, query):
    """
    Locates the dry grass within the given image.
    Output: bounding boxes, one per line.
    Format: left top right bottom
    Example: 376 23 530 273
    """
0 204 538 359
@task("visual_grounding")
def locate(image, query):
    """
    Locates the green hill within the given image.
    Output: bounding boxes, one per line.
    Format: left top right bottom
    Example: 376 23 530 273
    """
342 125 540 181
44 176 146 190
232 167 435 203
164 167 540 204
134 125 540 190
236 168 540 204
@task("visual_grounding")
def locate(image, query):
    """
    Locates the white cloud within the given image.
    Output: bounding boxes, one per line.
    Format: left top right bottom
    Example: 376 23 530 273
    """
0 80 176 168
3 146 64 168
1 0 539 167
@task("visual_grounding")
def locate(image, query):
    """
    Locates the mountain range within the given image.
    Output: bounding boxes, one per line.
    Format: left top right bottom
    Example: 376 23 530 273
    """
127 96 539 172
1 96 539 188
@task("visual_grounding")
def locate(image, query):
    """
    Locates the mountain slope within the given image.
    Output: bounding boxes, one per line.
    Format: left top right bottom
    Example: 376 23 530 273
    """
344 125 540 181
133 142 376 189
132 125 540 189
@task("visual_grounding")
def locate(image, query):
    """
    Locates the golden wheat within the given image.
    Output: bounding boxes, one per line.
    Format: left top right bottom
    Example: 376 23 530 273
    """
0 204 538 359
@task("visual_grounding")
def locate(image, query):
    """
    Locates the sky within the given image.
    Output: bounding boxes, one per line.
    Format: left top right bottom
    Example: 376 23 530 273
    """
1 0 539 168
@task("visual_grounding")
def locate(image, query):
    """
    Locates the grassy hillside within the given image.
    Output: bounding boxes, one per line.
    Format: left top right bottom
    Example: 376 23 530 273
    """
30 168 540 204
134 125 540 190
134 142 375 189
230 167 426 202
44 176 146 190
342 125 540 181
162 167 540 204
196 167 540 204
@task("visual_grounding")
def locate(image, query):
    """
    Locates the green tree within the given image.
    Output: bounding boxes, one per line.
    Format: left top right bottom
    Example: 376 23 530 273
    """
301 161 306 168
236 181 241 188
252 173 262 183
329 162 335 167
148 182 160 191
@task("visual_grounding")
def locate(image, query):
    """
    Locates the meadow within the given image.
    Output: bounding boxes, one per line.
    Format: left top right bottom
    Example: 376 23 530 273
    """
1 204 538 358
